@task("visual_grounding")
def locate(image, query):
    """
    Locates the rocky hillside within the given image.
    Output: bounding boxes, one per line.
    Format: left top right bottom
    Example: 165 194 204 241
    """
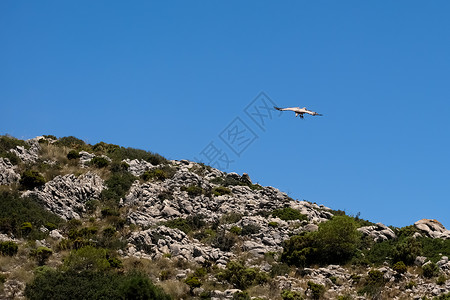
1 135 450 300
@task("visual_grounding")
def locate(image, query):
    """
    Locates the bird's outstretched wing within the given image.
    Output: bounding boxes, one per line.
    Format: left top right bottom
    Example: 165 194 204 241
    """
274 106 283 111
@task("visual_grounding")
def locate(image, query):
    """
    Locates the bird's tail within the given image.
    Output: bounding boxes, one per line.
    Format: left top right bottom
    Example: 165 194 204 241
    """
316 113 323 116
273 106 282 111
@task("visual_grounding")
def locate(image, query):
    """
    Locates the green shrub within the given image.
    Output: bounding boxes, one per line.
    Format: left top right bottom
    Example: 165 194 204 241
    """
0 273 6 284
67 150 80 160
232 291 251 300
101 208 120 218
307 281 325 300
270 263 291 277
0 241 18 256
101 172 137 203
212 231 238 252
393 261 407 274
31 247 53 265
63 246 110 272
281 216 360 267
21 222 33 235
25 269 171 300
45 222 58 231
358 269 385 298
181 185 204 197
268 221 279 228
20 170 46 190
165 215 206 234
212 186 232 196
185 275 201 290
221 212 242 224
0 191 62 239
423 262 439 278
142 169 168 181
90 156 109 168
437 275 447 286
272 207 307 221
91 142 167 165
241 224 260 235
392 237 422 265
229 226 242 235
405 280 416 289
217 261 268 290
55 136 87 149
281 290 304 300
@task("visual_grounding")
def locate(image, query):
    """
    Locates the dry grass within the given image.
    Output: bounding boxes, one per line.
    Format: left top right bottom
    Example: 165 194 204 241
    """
248 280 283 299
158 279 190 299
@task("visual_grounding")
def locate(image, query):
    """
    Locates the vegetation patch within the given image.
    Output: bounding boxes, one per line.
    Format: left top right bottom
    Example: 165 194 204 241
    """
271 207 307 222
20 170 46 190
281 216 360 267
217 261 268 290
0 191 63 239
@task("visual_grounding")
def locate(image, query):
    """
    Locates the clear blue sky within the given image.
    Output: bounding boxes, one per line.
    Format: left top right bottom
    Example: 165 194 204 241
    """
1 1 449 228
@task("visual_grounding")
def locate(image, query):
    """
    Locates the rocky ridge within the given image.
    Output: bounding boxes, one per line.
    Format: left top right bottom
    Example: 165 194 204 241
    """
1 136 450 299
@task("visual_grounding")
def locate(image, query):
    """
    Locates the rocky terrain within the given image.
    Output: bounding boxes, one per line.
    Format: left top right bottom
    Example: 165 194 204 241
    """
1 135 450 300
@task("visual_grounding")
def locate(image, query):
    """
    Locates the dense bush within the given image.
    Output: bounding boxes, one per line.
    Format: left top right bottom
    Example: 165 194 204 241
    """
241 224 260 235
165 215 206 234
217 261 268 290
307 281 325 300
55 136 87 149
101 172 137 203
212 186 232 196
181 185 204 197
281 290 304 300
92 141 167 165
281 216 360 267
141 167 176 181
229 226 242 235
20 170 46 190
393 261 407 274
358 269 385 298
0 241 18 256
212 231 238 252
90 156 109 168
221 212 243 224
423 262 440 278
67 150 80 160
25 269 171 300
0 191 62 238
31 246 53 265
272 207 307 221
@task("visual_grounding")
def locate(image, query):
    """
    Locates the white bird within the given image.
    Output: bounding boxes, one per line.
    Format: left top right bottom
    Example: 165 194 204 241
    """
274 106 323 119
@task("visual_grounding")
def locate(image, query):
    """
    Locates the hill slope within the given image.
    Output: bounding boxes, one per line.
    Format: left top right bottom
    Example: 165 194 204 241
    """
1 135 450 300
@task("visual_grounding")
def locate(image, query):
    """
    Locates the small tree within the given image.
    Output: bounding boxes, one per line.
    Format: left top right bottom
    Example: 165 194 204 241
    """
20 170 46 190
0 241 18 256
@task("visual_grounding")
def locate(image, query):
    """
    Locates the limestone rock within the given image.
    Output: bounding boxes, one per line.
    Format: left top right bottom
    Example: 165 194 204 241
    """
24 172 104 220
414 219 450 239
9 138 40 163
0 158 20 185
357 223 397 242
122 159 154 176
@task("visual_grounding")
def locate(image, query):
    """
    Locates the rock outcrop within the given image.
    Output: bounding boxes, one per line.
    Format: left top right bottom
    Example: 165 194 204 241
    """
0 157 20 185
10 138 40 163
415 219 450 239
357 222 397 242
24 172 105 220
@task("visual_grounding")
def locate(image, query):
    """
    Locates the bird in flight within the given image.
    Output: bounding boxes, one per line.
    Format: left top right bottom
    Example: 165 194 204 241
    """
274 106 323 119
